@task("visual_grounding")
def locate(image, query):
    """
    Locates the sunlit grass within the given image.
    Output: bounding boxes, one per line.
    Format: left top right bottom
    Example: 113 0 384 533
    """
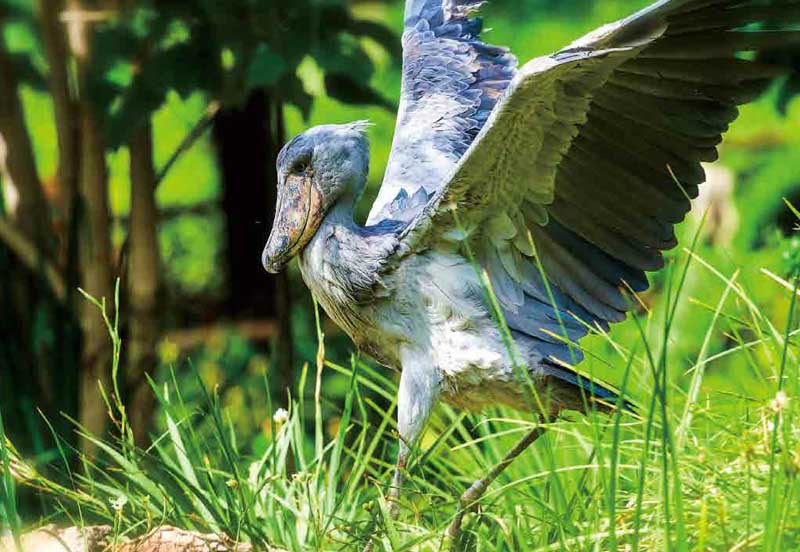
2 235 800 551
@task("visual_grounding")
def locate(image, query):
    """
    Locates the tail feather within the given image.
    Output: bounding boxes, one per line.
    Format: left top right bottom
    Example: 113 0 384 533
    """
542 361 636 414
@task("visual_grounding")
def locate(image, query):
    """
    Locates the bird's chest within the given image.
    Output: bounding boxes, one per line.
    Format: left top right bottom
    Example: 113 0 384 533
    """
393 252 528 409
298 241 533 407
298 229 403 367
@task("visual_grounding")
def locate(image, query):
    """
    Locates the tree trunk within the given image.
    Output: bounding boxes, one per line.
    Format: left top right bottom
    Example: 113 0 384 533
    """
0 22 59 453
212 90 273 319
38 0 80 244
128 120 160 446
76 103 114 452
0 37 51 244
212 91 293 400
38 0 83 449
68 0 115 453
270 101 293 400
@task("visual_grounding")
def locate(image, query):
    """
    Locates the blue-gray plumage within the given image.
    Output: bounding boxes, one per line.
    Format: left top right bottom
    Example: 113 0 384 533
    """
262 0 799 539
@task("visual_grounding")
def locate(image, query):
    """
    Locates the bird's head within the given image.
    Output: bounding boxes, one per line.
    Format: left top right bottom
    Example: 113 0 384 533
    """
262 122 370 273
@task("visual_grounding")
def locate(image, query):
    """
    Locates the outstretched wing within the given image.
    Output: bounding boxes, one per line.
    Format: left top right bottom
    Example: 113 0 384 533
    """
394 0 799 363
366 0 517 225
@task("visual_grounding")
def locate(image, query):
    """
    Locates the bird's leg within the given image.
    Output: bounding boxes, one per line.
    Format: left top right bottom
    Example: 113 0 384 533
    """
388 441 409 518
387 351 438 517
366 362 437 552
446 423 546 544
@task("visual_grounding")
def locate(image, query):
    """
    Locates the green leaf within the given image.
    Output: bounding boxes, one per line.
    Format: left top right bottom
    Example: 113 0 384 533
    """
0 0 34 21
104 72 167 148
324 73 394 112
277 73 313 120
344 19 401 60
317 7 400 60
91 25 140 73
245 43 287 90
313 34 374 82
757 40 800 116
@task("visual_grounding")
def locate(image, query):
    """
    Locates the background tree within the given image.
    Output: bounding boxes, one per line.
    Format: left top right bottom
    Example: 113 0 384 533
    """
0 0 396 460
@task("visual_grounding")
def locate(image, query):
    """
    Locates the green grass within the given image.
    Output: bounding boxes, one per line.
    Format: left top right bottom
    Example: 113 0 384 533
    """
2 236 800 551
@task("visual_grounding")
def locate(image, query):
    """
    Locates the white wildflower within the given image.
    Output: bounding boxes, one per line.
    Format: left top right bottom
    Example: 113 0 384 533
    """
273 407 289 425
770 390 789 413
109 495 127 514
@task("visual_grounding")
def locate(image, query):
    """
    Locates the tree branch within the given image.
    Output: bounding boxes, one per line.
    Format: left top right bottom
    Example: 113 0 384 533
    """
156 101 221 187
0 216 66 301
116 101 220 275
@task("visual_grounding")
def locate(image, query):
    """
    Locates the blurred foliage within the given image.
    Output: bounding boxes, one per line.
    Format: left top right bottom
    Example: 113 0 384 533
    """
83 0 397 148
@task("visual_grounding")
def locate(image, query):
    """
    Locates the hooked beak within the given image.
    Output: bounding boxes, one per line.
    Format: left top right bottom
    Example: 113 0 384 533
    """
262 174 324 274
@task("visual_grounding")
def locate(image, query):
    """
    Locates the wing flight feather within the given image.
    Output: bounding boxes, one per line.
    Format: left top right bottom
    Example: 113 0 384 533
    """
367 0 516 225
391 0 799 366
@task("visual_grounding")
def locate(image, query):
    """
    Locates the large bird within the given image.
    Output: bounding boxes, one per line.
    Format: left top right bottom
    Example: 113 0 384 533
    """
262 0 798 541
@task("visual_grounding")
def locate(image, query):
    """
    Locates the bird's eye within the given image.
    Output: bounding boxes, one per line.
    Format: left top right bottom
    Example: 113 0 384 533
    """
291 158 312 176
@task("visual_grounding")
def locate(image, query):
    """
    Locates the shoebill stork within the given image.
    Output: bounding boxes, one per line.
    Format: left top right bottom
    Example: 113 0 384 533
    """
262 0 798 538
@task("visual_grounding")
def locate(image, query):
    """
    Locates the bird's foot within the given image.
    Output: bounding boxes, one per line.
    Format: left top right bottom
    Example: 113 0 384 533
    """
444 485 485 550
363 483 403 552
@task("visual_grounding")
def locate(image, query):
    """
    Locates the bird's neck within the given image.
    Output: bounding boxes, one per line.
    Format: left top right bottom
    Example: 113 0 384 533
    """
298 192 375 339
324 193 360 231
299 190 397 307
299 192 363 285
